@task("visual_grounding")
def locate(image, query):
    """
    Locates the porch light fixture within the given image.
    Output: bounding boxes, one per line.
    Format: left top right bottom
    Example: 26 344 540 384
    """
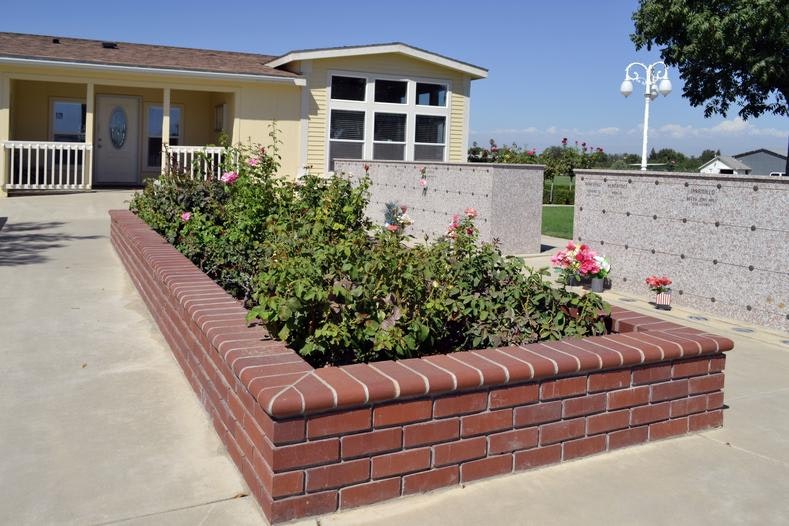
620 61 671 170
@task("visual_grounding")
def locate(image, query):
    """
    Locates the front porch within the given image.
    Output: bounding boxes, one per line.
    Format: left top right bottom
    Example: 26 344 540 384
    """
0 77 236 193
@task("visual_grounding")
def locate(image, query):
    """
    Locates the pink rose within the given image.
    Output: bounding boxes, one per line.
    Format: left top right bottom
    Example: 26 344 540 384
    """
221 171 239 184
566 241 576 251
246 157 259 167
180 212 191 222
419 178 428 188
386 224 400 232
400 204 408 214
465 207 477 219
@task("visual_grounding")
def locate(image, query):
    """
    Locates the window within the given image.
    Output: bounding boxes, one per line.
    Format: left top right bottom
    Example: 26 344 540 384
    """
329 110 365 170
374 113 406 160
416 83 447 106
52 101 86 142
375 80 407 104
326 72 451 169
414 115 446 161
146 106 181 168
331 76 366 101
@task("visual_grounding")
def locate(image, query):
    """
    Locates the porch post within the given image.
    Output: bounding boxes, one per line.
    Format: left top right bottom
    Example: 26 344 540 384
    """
161 87 171 174
84 81 94 189
0 74 9 198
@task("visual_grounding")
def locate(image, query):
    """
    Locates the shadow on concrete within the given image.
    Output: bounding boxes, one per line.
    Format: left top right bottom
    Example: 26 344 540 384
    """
540 243 557 253
0 221 103 267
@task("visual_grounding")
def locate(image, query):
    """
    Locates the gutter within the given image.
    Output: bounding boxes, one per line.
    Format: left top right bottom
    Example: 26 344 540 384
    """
0 56 306 86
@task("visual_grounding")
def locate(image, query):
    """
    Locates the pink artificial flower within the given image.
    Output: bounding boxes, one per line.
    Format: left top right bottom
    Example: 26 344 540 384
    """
246 157 259 167
419 178 428 188
221 171 239 184
466 227 474 235
400 204 409 214
452 214 461 224
364 164 370 172
386 224 400 232
566 241 576 251
180 212 191 222
465 207 478 219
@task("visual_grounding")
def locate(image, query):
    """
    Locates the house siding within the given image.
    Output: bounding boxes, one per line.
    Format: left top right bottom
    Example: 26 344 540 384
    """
297 54 471 172
734 151 786 176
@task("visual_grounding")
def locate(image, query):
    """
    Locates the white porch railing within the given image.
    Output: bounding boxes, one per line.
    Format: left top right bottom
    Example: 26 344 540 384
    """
2 141 92 190
166 146 229 180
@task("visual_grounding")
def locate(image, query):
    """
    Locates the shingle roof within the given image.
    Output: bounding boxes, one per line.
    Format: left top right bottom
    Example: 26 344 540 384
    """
734 148 787 160
717 155 752 170
0 32 300 78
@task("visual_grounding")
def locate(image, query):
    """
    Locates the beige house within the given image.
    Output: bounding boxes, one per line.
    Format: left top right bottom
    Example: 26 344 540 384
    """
0 33 487 196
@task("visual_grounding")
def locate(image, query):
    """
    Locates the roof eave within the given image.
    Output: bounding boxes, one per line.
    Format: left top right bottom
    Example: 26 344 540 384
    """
265 44 488 79
0 56 306 86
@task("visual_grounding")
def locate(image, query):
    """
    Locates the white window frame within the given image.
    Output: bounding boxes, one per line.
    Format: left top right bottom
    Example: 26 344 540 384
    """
326 70 451 171
413 114 447 162
143 102 184 170
49 97 87 142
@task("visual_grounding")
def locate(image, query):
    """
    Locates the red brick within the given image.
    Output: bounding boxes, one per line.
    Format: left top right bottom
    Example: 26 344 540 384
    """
514 444 562 470
586 410 630 435
630 402 670 426
251 450 304 498
269 491 338 524
689 373 725 394
563 393 607 418
670 395 708 418
689 410 723 431
433 437 487 466
563 435 606 460
672 357 711 378
306 459 370 492
607 386 650 409
403 419 459 448
540 376 587 400
307 408 371 439
588 370 631 393
340 478 401 509
434 392 487 418
707 391 725 410
650 379 690 402
488 428 539 454
709 355 726 373
402 465 459 495
632 363 672 385
539 417 586 445
272 439 340 472
489 383 539 409
649 417 689 440
373 400 432 428
461 409 513 437
341 428 402 459
608 426 649 450
513 401 562 427
461 455 513 482
371 448 431 479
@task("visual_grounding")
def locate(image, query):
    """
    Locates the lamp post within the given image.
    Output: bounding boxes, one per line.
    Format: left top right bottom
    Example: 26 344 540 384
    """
620 61 672 170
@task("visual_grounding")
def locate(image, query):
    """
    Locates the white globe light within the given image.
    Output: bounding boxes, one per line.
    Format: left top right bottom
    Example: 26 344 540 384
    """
658 78 672 96
620 79 634 97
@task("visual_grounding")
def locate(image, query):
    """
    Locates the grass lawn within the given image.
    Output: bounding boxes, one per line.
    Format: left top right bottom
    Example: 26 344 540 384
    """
541 205 574 239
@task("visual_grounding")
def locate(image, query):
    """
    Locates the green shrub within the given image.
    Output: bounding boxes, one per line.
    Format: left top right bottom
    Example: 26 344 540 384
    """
543 184 575 204
130 138 608 367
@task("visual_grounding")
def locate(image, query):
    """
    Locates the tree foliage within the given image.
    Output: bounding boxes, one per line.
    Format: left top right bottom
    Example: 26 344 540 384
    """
631 0 789 119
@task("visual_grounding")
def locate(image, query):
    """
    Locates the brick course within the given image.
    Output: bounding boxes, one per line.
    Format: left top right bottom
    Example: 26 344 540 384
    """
110 210 733 524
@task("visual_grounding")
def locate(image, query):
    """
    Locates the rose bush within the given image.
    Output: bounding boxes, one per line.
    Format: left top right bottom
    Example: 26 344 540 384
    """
131 138 608 367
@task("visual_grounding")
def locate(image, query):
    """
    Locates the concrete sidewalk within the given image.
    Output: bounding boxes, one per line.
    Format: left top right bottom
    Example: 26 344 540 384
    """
1 192 787 525
0 192 263 525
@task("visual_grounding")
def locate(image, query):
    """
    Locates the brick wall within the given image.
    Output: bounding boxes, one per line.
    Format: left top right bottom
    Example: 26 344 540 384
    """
110 210 733 524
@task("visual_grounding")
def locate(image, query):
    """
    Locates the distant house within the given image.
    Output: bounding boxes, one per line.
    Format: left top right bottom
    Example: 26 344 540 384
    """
733 149 786 176
0 32 487 195
698 155 752 175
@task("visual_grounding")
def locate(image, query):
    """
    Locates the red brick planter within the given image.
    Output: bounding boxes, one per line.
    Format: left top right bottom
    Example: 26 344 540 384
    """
110 210 733 524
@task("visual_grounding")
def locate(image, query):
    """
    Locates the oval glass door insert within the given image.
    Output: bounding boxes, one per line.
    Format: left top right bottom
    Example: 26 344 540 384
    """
109 107 127 149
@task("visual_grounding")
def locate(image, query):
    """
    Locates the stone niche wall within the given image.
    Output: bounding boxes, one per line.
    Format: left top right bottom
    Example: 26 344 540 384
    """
333 160 544 255
111 209 733 524
574 169 789 331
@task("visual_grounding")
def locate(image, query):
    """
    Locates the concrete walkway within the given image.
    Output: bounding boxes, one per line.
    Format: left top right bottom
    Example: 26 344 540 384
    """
0 192 263 525
1 192 788 525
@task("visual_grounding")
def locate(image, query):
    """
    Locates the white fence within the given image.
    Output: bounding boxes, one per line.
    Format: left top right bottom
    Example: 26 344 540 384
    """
167 146 230 180
2 141 91 190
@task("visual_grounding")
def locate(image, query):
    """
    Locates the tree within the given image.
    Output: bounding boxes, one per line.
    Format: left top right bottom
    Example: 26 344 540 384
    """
631 0 788 120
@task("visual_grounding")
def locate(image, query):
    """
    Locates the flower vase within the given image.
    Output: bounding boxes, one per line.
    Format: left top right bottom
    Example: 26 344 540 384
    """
591 277 605 293
565 274 580 287
655 289 672 310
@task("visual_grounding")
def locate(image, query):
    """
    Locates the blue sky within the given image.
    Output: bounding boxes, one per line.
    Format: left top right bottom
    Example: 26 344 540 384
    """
3 0 787 156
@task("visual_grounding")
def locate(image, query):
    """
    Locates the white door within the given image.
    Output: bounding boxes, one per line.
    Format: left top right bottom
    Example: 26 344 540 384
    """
94 95 140 185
